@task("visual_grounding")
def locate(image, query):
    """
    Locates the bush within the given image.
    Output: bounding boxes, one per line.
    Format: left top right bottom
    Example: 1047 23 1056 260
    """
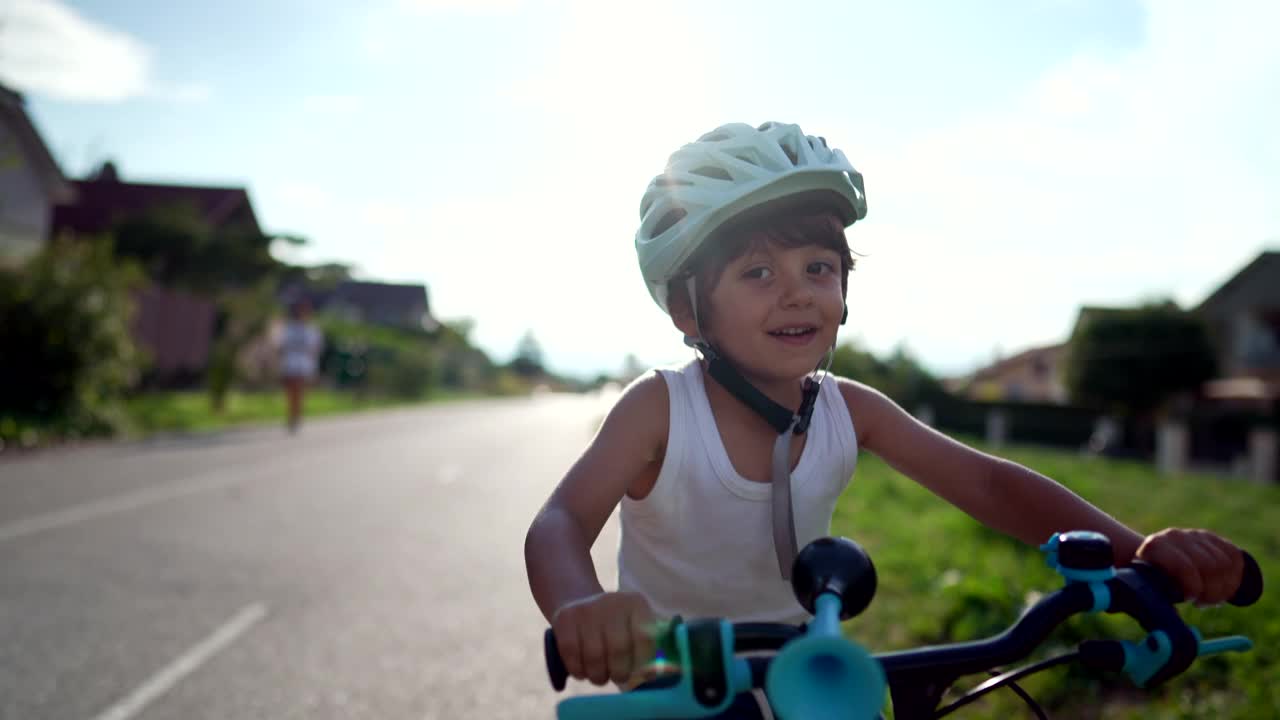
0 238 144 447
365 345 436 400
932 398 1101 449
315 315 438 400
830 342 948 412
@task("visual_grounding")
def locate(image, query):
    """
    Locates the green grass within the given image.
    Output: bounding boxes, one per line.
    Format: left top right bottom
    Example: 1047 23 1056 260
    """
835 442 1280 719
124 388 480 435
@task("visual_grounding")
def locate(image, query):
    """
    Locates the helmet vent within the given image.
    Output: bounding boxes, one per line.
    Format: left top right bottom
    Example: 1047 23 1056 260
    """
690 166 733 181
654 175 693 187
778 140 799 166
652 208 688 237
702 130 732 142
732 154 760 168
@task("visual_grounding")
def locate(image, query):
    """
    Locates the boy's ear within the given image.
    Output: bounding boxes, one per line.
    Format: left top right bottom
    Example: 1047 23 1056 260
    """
667 290 699 339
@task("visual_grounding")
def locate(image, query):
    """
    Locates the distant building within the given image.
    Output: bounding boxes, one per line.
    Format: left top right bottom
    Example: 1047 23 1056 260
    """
0 83 75 267
1196 251 1280 381
950 249 1280 410
52 161 261 239
50 162 268 384
1195 250 1280 403
946 342 1069 404
309 281 439 332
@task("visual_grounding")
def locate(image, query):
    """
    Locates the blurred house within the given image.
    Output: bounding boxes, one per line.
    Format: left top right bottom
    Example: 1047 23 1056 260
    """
946 342 1069 404
52 161 261 239
1196 250 1280 403
947 278 1280 407
51 163 266 385
309 281 439 332
0 83 75 267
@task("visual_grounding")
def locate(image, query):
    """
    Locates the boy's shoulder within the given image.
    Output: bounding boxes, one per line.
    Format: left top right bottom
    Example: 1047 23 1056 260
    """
830 373 879 405
830 374 897 444
604 368 672 434
621 368 669 402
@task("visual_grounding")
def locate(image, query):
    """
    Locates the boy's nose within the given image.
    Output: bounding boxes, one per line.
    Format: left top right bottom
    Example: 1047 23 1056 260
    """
780 275 815 308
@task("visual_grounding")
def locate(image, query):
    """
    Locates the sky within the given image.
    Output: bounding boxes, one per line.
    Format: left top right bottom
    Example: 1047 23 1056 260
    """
2 0 1278 380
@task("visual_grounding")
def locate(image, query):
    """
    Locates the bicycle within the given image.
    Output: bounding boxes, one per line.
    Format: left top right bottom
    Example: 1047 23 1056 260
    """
542 530 1264 719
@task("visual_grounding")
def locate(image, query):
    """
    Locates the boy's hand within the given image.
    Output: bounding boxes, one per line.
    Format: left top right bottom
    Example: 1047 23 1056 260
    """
1136 528 1245 606
551 591 658 686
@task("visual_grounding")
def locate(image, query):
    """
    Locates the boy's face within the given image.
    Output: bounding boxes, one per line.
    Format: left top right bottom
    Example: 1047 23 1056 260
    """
687 236 846 384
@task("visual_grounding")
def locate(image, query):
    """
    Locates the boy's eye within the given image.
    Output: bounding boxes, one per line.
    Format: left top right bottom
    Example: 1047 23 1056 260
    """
807 261 837 275
743 266 772 280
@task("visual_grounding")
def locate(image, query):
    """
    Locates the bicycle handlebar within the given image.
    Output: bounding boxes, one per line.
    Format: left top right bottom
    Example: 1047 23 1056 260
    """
543 533 1264 719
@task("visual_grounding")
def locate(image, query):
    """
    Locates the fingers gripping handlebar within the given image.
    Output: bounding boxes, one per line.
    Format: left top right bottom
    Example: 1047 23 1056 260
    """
543 532 1264 718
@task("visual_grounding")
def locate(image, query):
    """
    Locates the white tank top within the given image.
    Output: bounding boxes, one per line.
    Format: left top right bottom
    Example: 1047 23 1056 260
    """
617 360 859 624
278 321 322 377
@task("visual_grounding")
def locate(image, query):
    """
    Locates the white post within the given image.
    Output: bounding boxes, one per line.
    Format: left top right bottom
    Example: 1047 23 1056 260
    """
1086 416 1120 455
1156 421 1188 475
986 409 1008 448
1248 427 1277 485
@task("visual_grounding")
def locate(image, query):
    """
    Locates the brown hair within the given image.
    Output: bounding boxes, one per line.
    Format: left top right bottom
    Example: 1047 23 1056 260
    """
666 208 855 322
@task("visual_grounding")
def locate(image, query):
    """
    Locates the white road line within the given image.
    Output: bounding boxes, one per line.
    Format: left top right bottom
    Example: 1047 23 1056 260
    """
89 603 268 720
0 471 251 544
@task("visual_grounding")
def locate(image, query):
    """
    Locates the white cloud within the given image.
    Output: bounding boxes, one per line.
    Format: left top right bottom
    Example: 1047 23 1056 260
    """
828 0 1280 374
0 0 211 104
0 0 150 102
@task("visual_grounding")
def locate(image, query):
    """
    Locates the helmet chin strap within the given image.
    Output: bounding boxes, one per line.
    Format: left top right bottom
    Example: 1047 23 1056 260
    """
682 276 838 580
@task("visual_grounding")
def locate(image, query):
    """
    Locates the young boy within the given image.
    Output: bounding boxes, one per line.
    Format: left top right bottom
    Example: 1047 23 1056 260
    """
524 121 1246 697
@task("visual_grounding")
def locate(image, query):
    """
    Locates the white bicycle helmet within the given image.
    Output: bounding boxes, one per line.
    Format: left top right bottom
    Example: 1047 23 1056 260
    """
636 121 867 313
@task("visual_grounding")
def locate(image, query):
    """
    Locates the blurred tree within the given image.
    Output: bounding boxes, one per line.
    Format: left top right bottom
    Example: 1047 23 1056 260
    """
428 319 491 389
107 205 306 409
206 279 279 412
510 330 545 378
620 353 645 382
276 261 355 292
829 341 948 412
1064 301 1217 418
438 318 475 346
112 203 283 293
0 238 144 445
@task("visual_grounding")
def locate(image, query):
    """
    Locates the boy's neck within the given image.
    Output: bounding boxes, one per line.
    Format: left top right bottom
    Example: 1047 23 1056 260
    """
699 360 808 431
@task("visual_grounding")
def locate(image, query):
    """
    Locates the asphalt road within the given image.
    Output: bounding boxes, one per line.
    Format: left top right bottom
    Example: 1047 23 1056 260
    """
0 392 622 720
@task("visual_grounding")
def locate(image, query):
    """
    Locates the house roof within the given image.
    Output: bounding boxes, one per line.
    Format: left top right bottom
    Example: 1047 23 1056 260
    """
327 280 429 311
51 164 262 238
0 83 75 205
1067 305 1134 337
1195 251 1280 314
967 342 1066 383
309 280 437 329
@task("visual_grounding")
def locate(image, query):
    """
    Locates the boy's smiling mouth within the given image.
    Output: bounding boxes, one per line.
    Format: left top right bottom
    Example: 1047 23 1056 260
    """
767 325 819 345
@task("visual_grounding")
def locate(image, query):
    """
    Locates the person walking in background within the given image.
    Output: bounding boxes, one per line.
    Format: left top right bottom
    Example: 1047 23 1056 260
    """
273 296 324 433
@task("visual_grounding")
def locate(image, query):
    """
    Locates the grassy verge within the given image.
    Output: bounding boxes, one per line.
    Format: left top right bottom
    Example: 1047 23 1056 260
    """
124 388 481 435
835 441 1279 719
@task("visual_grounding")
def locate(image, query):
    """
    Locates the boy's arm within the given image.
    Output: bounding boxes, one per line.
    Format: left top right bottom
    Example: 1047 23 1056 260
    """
840 380 1144 563
525 373 669 622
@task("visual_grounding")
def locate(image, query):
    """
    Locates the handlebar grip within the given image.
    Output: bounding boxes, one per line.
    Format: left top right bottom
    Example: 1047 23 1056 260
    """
544 628 569 691
1231 552 1264 607
1131 550 1264 607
